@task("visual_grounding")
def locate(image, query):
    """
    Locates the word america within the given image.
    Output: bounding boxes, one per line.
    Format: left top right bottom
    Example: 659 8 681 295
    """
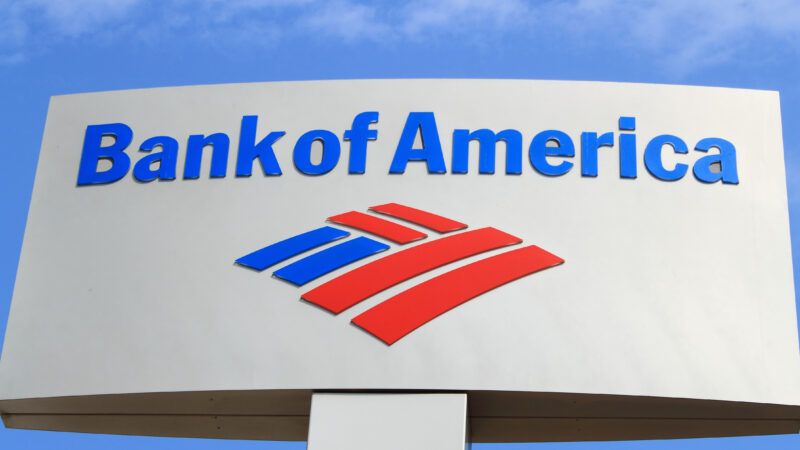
77 112 739 185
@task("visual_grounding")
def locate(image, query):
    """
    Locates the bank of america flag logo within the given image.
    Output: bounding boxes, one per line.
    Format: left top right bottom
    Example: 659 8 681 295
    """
235 203 564 345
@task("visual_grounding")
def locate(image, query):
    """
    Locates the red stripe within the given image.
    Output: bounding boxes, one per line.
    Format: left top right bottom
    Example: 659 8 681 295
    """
369 203 467 233
328 211 427 244
352 245 564 345
302 227 521 314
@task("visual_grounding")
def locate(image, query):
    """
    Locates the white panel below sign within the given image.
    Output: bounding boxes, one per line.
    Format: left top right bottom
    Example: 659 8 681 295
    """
307 394 467 450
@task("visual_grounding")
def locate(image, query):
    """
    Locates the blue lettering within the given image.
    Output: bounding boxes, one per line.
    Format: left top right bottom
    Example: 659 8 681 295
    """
644 135 688 181
693 137 739 184
133 136 178 182
235 115 284 177
77 123 133 186
390 112 446 174
294 129 340 175
344 112 378 174
74 114 739 187
452 129 522 174
618 117 637 178
580 132 614 177
529 130 574 177
184 133 229 179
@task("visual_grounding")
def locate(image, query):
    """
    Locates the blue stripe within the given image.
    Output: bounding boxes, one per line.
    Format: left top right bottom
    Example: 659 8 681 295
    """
273 237 390 286
236 226 349 271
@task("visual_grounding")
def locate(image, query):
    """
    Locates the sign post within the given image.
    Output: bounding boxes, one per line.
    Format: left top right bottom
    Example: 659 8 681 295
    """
307 393 468 450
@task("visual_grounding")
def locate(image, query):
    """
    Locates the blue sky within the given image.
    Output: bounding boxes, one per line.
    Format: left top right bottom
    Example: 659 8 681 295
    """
1 0 799 448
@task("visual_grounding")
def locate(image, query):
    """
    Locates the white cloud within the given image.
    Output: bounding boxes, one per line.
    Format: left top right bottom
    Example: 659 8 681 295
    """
0 2 28 62
300 1 390 43
557 0 800 75
0 0 145 63
0 0 798 75
399 0 532 37
182 0 315 24
0 3 27 46
23 0 144 37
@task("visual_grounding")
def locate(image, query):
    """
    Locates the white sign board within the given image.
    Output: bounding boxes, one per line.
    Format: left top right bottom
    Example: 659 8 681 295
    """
1 80 798 441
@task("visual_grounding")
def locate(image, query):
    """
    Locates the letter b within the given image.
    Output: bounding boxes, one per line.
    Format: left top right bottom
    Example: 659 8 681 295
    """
77 123 133 185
